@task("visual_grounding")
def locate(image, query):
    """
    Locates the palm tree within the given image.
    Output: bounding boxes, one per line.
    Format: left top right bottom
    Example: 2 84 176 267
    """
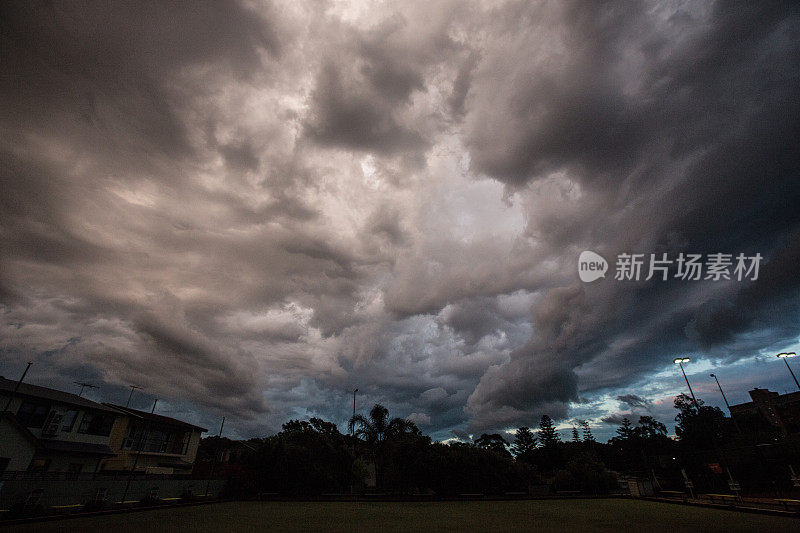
349 404 418 443
349 404 419 489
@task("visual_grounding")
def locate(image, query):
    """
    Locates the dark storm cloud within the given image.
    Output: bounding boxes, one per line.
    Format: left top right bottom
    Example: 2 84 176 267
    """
304 61 426 154
688 229 800 349
601 413 640 426
466 0 800 430
447 52 479 119
1 0 798 439
616 394 652 410
437 296 527 345
0 1 278 166
303 6 465 156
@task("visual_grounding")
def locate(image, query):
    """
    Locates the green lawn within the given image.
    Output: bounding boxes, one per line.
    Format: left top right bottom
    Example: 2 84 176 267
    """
3 499 798 532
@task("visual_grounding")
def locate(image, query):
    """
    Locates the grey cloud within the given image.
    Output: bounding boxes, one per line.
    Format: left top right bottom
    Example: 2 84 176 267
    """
304 61 426 155
0 1 278 169
366 204 407 246
616 394 652 410
220 141 261 172
447 52 479 119
462 0 800 430
1 0 798 441
601 413 641 426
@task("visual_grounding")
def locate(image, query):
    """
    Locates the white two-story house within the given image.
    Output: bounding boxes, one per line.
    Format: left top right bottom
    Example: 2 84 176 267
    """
0 376 118 475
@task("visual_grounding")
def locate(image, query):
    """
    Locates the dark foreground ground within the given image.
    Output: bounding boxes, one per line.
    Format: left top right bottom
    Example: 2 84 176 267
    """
2 499 798 532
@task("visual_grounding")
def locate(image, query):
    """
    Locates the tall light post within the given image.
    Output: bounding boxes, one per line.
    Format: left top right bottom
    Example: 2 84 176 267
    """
710 373 741 434
673 357 699 410
777 352 800 391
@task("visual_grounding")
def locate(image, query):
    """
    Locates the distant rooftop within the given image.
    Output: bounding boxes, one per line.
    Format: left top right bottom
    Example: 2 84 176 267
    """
729 387 800 408
0 376 118 413
104 403 207 432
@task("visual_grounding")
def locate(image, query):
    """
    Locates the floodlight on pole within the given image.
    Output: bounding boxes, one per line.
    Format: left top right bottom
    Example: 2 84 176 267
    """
776 352 800 391
673 357 699 410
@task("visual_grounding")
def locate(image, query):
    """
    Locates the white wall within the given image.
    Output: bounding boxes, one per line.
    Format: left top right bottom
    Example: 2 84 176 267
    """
0 418 35 471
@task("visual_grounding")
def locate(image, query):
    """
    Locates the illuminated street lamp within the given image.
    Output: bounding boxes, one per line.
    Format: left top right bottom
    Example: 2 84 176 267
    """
776 352 800 391
673 357 699 410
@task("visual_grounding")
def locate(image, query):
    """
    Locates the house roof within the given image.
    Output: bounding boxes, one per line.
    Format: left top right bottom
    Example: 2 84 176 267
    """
103 404 207 432
0 377 119 414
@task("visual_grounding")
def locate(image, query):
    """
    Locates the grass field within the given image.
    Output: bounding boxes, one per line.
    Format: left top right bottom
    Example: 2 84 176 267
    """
3 499 798 532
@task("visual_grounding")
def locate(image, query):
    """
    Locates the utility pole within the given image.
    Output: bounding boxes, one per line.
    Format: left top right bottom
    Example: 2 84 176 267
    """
3 362 33 411
204 416 225 498
121 399 158 505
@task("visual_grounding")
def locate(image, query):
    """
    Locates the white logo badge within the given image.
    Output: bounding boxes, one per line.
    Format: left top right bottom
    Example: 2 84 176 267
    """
579 251 608 282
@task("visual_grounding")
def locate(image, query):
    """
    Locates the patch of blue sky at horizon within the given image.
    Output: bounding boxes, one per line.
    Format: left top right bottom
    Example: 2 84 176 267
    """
565 342 800 439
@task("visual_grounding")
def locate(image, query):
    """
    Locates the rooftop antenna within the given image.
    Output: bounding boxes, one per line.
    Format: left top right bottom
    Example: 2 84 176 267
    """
3 362 33 411
125 385 141 407
74 381 98 397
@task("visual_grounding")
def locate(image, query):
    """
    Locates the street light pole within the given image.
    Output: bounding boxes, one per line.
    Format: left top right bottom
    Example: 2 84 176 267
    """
777 353 800 391
710 373 741 434
673 357 699 410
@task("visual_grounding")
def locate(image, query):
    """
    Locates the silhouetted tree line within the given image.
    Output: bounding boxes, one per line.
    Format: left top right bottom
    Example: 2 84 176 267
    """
601 394 800 495
197 406 612 497
196 395 800 498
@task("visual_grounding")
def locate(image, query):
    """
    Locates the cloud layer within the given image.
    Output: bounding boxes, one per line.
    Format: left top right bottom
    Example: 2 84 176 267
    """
1 0 798 438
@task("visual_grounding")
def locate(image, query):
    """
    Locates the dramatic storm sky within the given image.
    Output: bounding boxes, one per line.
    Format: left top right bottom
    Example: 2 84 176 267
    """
2 1 799 441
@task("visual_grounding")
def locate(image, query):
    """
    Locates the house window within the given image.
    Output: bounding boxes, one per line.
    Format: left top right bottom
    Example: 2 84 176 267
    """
170 432 191 455
16 402 50 428
123 425 144 450
77 412 115 436
146 430 171 453
61 410 78 432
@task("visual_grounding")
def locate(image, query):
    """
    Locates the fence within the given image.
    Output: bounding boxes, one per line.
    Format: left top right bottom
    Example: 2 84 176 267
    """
0 472 224 512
